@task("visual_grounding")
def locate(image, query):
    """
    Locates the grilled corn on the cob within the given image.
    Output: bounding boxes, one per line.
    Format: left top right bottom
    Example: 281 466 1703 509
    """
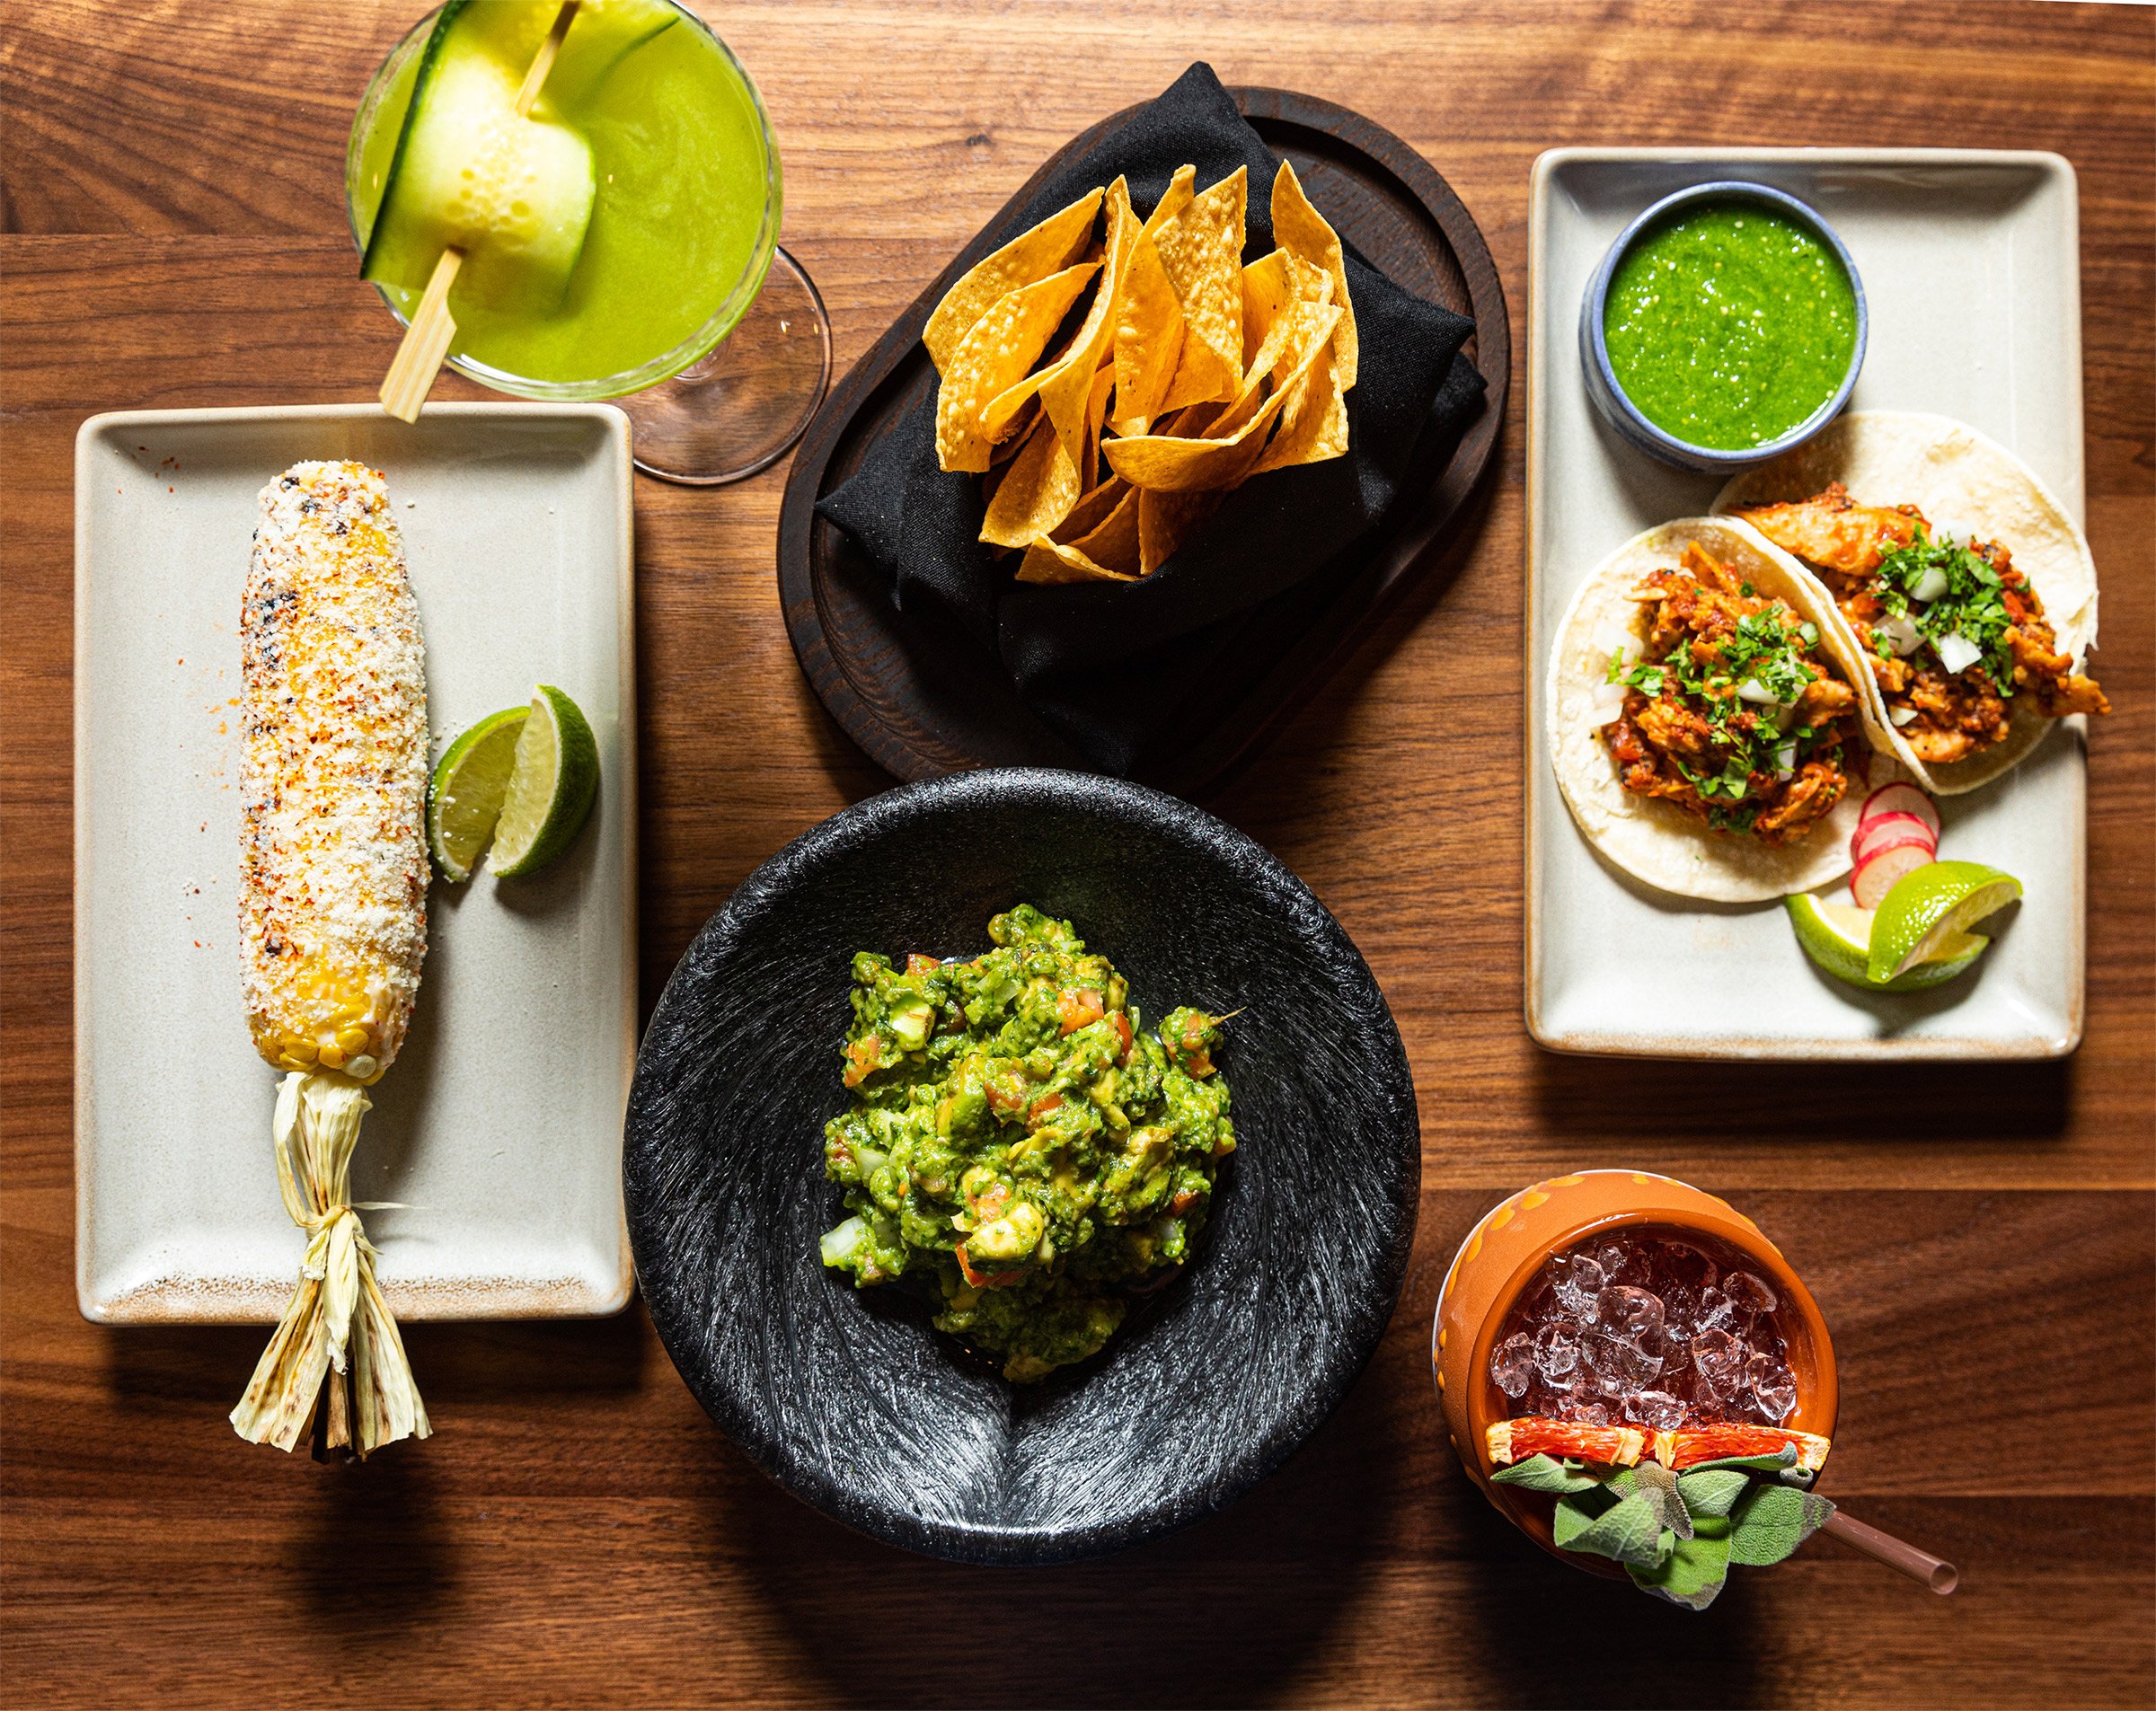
239 462 429 1084
231 460 432 1457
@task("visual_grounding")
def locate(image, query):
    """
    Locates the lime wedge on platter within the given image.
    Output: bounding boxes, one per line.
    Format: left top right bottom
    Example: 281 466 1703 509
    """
1784 894 1990 994
427 686 599 882
488 684 600 878
1865 860 2023 983
428 705 528 881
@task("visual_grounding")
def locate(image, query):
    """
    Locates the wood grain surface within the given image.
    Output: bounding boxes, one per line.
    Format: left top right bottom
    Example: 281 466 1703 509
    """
4 2 2152 1706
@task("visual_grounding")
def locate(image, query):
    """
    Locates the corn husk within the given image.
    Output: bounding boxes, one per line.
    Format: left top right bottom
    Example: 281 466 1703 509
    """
231 1071 430 1457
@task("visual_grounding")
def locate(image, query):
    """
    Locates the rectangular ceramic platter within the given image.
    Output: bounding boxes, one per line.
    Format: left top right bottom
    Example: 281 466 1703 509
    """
1527 150 2085 1060
75 402 638 1319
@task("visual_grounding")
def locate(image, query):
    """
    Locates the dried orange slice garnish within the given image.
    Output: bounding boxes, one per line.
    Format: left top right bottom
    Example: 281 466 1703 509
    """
1651 1424 1832 1472
1486 1416 1647 1469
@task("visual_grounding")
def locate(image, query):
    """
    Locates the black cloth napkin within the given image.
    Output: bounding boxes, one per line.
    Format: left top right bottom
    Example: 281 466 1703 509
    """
817 61 1484 776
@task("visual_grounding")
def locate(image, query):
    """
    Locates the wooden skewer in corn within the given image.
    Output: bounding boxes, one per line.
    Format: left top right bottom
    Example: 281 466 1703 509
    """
378 0 582 422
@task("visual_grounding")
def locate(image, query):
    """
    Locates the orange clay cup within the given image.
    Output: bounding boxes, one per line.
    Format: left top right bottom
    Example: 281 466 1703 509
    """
1432 1169 1838 1576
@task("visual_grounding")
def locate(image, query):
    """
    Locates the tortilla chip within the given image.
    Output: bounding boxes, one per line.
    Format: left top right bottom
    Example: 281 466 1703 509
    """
1082 362 1115 489
1018 486 1143 583
1016 542 1142 585
980 413 1083 547
1025 179 1135 465
935 260 1099 473
1252 331 1347 472
1153 166 1246 410
1238 262 1331 402
1103 301 1340 490
1056 474 1130 542
923 188 1103 374
987 398 1038 462
1239 249 1294 369
1111 225 1186 436
1143 165 1197 239
1137 486 1223 575
1073 482 1141 569
1270 161 1356 389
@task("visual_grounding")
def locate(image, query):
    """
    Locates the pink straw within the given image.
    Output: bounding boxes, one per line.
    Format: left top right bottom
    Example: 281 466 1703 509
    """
1823 1507 1958 1593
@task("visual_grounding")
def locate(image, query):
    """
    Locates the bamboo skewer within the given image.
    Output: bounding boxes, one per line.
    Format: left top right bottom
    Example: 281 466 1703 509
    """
376 0 582 422
378 248 464 422
512 0 580 113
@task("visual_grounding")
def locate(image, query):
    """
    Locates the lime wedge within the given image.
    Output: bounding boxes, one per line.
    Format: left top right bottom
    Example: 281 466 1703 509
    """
427 705 529 882
488 684 599 878
1866 860 2022 983
1785 894 1989 993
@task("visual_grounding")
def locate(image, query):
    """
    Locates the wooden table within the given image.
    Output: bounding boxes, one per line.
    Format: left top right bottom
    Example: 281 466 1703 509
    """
5 3 2152 1704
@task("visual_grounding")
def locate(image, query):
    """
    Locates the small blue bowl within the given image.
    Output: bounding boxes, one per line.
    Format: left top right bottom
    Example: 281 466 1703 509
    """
1580 180 1867 474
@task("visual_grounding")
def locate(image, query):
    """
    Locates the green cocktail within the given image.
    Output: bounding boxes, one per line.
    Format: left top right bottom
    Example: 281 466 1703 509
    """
349 0 829 481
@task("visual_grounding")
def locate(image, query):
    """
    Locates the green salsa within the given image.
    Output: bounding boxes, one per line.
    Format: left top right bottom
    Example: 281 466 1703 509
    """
1603 202 1857 451
819 904 1234 1382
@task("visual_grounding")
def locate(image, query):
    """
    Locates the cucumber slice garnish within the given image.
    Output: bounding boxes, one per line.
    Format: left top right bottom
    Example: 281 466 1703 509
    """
360 0 596 314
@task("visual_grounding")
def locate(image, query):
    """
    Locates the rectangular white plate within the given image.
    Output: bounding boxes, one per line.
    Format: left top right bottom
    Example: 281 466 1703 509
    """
76 402 638 1319
1527 150 2085 1060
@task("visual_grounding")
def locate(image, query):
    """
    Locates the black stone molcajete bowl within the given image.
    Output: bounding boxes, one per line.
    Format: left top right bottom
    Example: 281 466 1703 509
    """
623 768 1419 1564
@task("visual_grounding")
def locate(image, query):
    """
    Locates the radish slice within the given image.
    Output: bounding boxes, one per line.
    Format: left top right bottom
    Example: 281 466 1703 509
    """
1860 782 1940 839
1852 812 1938 865
1852 832 1936 875
1851 842 1935 910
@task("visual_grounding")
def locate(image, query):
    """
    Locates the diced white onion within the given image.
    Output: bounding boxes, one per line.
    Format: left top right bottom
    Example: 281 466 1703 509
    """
1925 515 1976 550
1910 567 1949 604
1890 705 1922 728
1586 681 1629 724
1736 678 1781 705
1593 623 1639 664
1936 631 1984 675
1878 615 1922 657
1774 742 1798 780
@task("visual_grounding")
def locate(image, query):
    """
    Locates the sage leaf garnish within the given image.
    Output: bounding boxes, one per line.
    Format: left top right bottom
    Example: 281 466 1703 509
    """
1492 1453 1606 1495
1727 1480 1837 1566
1675 1467 1752 1519
1682 1445 1799 1476
1629 1529 1735 1610
1552 1484 1619 1549
1566 1491 1666 1568
1614 1460 1693 1540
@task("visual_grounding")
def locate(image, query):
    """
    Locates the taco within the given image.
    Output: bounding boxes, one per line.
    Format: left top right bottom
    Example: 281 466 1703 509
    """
1713 411 2107 795
1549 516 1880 903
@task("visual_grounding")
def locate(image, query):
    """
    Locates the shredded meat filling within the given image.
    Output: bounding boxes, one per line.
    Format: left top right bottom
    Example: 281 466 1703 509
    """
1598 544 1863 846
1737 484 2109 763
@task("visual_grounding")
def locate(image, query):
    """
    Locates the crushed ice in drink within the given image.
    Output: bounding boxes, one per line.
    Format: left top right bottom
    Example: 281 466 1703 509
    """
1550 1251 1604 1315
1491 1330 1534 1398
1631 1389 1687 1432
1489 1228 1800 1432
1533 1319 1578 1381
1597 1283 1664 1341
1725 1270 1779 1316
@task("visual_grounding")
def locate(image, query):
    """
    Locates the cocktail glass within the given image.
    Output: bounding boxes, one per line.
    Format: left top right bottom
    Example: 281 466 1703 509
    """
348 2 829 484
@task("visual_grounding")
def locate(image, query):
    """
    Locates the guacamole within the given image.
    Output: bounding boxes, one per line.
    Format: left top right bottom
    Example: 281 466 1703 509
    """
819 904 1234 1381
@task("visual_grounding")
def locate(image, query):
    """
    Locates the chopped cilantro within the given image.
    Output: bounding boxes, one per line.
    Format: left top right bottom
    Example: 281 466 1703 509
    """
1872 536 2018 695
1604 648 1664 698
1641 587 1839 801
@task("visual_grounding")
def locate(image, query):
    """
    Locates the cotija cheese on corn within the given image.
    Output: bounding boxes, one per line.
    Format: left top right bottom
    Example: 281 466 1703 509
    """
239 461 429 1084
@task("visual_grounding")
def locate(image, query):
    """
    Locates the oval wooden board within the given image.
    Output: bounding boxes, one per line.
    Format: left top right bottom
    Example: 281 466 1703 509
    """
777 86 1509 795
